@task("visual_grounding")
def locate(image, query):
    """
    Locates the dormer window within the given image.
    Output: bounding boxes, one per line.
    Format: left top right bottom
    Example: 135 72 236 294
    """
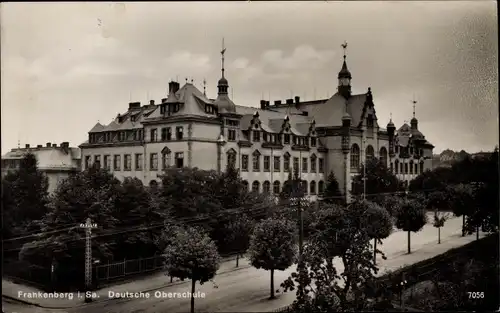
263 133 268 142
367 115 374 128
253 130 260 142
292 136 297 145
284 134 290 144
311 137 317 147
205 104 213 114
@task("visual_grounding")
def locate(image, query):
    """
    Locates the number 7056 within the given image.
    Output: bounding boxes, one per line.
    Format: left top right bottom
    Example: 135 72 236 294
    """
467 292 484 299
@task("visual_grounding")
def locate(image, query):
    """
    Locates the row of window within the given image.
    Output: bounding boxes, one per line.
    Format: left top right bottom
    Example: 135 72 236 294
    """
395 145 423 156
243 180 325 195
150 126 183 142
228 151 324 173
89 129 145 144
350 144 388 169
159 103 181 115
84 152 185 171
247 131 317 147
391 160 424 175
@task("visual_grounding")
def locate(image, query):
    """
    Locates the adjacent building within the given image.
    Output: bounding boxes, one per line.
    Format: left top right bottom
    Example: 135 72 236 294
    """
80 43 433 201
1 142 81 193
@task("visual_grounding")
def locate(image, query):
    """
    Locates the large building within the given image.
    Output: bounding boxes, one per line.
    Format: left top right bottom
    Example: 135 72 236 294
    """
80 44 433 201
1 142 81 193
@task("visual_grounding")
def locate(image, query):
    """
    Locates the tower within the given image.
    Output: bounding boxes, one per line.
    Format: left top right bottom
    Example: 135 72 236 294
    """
214 38 236 113
217 38 229 96
410 98 418 130
338 41 352 99
387 113 396 158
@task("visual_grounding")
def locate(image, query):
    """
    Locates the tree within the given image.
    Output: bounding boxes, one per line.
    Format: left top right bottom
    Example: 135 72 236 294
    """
2 152 49 240
19 165 121 290
380 195 404 217
395 200 427 254
248 217 297 299
432 210 449 244
427 191 451 244
409 166 453 196
351 200 393 265
114 177 170 258
351 158 402 205
163 226 220 313
225 213 254 267
448 184 475 237
323 171 343 204
281 203 385 311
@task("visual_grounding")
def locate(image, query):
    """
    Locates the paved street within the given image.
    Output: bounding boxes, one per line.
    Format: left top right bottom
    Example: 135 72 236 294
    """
3 214 483 313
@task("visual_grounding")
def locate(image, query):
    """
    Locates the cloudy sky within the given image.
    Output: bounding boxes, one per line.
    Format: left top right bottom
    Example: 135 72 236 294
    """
1 1 498 154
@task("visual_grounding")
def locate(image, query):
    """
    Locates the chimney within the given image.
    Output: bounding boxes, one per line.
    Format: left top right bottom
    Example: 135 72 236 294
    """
25 144 30 149
150 100 155 105
274 100 282 106
52 144 57 148
286 99 294 105
46 142 51 147
169 81 180 94
61 142 69 149
266 101 270 107
128 102 141 110
295 96 300 104
260 100 266 109
161 98 167 103
37 145 43 148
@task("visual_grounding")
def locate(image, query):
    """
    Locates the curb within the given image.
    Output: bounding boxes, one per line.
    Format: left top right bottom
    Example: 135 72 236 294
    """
2 262 253 309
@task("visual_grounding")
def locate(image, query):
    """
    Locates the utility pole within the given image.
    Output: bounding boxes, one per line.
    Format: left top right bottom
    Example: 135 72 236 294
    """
292 169 305 304
80 218 97 302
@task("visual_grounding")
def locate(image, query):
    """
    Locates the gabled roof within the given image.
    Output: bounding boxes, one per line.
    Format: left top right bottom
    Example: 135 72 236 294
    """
89 122 105 133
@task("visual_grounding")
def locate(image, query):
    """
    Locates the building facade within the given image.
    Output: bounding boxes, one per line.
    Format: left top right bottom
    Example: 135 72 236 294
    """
80 44 433 201
1 142 81 194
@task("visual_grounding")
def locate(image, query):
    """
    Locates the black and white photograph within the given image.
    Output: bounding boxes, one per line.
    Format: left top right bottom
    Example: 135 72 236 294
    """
1 2 499 313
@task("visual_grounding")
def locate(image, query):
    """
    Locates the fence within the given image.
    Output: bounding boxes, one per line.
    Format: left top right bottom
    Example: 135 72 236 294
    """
96 255 164 282
3 259 52 291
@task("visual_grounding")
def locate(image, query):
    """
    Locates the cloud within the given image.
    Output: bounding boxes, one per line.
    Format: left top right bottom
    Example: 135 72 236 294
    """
261 45 335 70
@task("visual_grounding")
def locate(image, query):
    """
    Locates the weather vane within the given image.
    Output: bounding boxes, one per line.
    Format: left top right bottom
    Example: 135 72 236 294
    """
341 41 348 58
221 38 226 78
412 95 417 118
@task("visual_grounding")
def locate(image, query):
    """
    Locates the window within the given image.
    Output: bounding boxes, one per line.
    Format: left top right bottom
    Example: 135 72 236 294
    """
252 151 261 171
124 154 132 171
166 128 172 140
350 144 360 169
415 163 418 174
150 129 157 142
263 181 271 194
119 132 126 141
263 133 268 142
293 157 299 172
242 180 249 192
390 162 394 172
400 162 403 173
273 156 280 172
284 134 290 144
273 181 281 194
380 147 388 167
319 158 324 173
395 160 399 174
104 155 111 170
311 137 316 147
404 162 408 174
176 127 183 140
227 150 237 169
293 136 297 145
318 181 325 194
366 145 375 161
162 152 171 169
113 155 121 171
253 131 260 142
410 147 414 155
228 129 236 141
150 153 158 171
93 155 101 168
409 160 414 174
135 154 143 171
311 155 317 172
367 115 374 128
284 153 290 171
175 152 184 168
310 181 316 195
302 157 308 173
85 156 91 169
420 162 424 174
252 181 260 193
264 156 270 172
396 145 399 153
161 128 168 141
241 155 249 171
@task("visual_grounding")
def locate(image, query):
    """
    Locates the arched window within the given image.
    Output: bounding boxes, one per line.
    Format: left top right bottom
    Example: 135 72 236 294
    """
415 162 418 174
409 160 414 174
242 180 249 191
310 181 316 195
379 147 388 167
226 149 237 169
390 162 394 172
252 150 261 172
366 145 375 160
350 144 360 169
273 180 281 194
263 181 271 194
252 180 260 193
395 160 399 174
283 152 291 172
420 161 424 174
318 180 325 194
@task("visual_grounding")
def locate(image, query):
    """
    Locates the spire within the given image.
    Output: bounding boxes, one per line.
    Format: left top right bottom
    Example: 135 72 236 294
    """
221 38 226 79
217 38 229 95
203 78 206 96
214 38 235 113
411 96 418 130
338 41 352 99
388 112 395 128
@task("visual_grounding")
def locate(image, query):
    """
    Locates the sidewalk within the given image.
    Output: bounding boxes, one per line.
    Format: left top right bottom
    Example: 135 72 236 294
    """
2 254 251 309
